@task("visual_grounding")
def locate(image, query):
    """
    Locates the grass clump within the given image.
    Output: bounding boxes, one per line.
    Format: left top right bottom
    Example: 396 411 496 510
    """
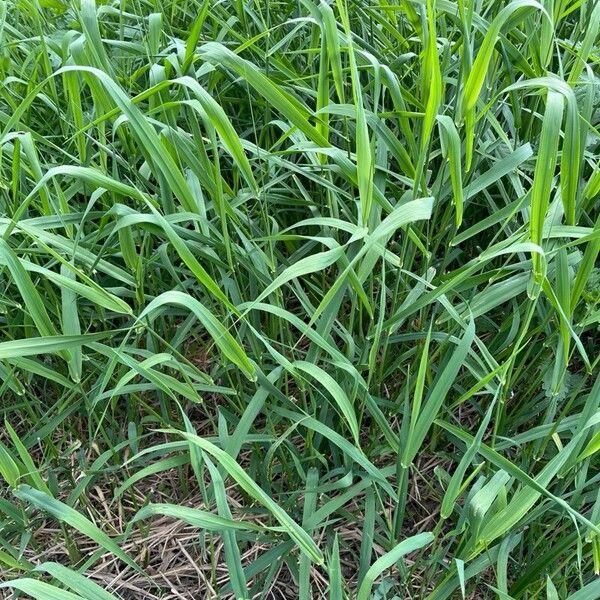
0 0 599 598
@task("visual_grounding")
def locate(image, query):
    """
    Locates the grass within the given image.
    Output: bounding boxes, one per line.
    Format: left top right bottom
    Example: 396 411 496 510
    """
0 0 598 598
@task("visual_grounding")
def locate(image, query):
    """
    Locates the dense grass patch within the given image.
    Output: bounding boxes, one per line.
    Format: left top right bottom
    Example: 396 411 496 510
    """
0 0 599 598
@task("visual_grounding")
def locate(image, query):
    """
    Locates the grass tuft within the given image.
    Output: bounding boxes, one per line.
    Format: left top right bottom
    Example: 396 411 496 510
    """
0 0 598 598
